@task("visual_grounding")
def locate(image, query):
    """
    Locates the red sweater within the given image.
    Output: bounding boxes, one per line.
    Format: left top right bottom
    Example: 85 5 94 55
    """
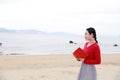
83 42 101 65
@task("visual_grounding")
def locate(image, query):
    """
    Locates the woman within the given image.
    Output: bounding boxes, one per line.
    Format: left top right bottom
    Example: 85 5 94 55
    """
77 27 101 80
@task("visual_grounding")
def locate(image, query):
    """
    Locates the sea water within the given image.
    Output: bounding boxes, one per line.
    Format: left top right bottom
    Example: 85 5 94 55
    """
0 33 120 55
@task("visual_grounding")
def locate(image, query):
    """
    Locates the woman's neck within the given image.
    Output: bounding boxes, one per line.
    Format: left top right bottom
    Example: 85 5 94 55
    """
88 38 96 44
87 39 96 47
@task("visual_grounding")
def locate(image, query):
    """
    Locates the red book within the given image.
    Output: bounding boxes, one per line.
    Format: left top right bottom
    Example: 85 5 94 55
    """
73 47 88 58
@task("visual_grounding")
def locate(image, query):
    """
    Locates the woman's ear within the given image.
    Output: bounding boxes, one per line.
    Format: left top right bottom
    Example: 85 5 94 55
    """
91 33 94 38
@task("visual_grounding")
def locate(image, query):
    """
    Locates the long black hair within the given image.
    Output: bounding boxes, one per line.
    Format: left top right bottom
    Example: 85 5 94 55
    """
86 27 98 43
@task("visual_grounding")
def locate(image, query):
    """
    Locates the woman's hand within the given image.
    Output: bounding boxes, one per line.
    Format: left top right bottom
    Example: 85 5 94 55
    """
76 58 84 61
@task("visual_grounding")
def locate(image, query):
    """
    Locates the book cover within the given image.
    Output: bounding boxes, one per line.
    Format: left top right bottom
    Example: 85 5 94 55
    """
73 47 88 58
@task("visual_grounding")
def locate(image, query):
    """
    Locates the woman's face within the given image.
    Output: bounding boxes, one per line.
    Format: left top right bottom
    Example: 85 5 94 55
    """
85 30 93 41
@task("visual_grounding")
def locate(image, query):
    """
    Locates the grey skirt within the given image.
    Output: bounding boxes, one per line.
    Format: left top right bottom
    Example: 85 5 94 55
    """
77 63 97 80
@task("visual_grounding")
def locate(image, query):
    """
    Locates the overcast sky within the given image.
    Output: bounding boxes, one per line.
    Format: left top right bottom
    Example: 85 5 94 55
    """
0 0 120 36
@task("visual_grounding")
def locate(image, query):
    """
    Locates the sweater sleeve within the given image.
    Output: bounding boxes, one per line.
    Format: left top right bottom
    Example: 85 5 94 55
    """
84 45 101 64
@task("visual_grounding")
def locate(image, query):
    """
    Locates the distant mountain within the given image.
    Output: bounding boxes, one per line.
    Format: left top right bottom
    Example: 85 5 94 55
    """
0 28 46 34
0 27 78 36
50 32 79 36
15 29 47 34
0 28 15 33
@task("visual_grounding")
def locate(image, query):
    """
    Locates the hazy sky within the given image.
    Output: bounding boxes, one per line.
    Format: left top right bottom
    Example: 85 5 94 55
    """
0 0 120 36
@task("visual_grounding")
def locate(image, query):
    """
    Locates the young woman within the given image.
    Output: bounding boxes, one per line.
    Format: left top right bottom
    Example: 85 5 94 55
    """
77 27 101 80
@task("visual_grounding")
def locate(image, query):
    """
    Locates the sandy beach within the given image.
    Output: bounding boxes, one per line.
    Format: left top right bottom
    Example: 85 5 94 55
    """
0 54 120 80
